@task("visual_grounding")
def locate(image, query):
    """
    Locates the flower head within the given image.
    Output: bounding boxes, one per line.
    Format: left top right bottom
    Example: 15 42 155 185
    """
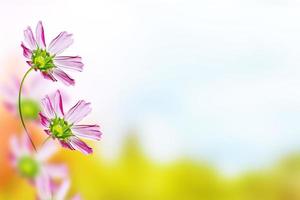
21 21 83 86
2 76 40 120
39 90 102 154
10 134 68 199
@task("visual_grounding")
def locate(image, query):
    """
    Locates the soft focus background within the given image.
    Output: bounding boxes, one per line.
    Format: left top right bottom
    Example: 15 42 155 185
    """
1 0 300 199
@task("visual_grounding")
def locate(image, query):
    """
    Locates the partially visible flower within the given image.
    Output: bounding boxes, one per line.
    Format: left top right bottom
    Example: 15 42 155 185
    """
1 75 69 121
39 90 102 154
10 134 68 199
41 179 81 200
21 21 83 86
1 76 40 120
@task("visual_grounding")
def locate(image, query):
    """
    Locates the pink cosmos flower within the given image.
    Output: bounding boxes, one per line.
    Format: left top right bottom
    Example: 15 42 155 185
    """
40 179 81 200
10 134 68 199
21 21 83 86
39 90 102 155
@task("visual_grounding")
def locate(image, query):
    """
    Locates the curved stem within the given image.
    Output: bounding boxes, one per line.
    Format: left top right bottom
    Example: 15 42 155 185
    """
18 67 37 152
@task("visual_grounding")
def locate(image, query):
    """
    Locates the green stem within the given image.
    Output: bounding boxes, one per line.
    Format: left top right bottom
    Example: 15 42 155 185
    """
18 67 37 152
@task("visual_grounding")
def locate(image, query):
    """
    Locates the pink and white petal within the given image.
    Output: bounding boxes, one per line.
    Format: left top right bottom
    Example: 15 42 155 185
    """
24 26 36 50
39 113 50 127
10 135 21 159
54 179 70 200
54 56 83 72
59 140 75 150
65 100 91 124
41 95 55 119
41 71 57 82
52 68 75 86
69 137 93 155
21 134 32 155
48 32 73 55
44 164 68 179
35 21 46 49
52 90 64 117
21 43 32 58
72 125 102 141
36 140 58 162
35 170 52 200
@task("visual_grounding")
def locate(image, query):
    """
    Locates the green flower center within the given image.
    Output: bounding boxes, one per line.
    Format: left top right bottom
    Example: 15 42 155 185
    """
17 156 39 178
31 48 55 72
20 98 40 120
50 117 73 139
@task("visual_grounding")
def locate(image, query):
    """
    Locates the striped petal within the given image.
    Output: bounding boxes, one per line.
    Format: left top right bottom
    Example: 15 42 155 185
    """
36 21 46 49
21 42 32 58
41 95 55 119
39 113 50 127
52 90 64 117
68 136 93 155
54 179 70 200
52 68 75 86
41 71 57 82
54 56 83 72
24 26 36 50
72 125 102 141
65 100 91 124
48 32 73 55
35 170 52 200
59 140 75 150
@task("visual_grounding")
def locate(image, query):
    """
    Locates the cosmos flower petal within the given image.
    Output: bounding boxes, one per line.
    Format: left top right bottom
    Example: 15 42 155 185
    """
72 125 102 141
35 170 52 200
41 95 55 119
24 26 36 50
10 135 20 159
44 129 51 136
54 179 70 200
52 68 75 86
44 164 68 179
36 139 58 162
21 42 32 58
69 136 93 155
36 21 46 49
59 140 75 150
65 100 91 124
52 90 64 116
48 31 73 55
41 71 57 82
54 56 83 72
21 134 32 154
39 113 50 127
